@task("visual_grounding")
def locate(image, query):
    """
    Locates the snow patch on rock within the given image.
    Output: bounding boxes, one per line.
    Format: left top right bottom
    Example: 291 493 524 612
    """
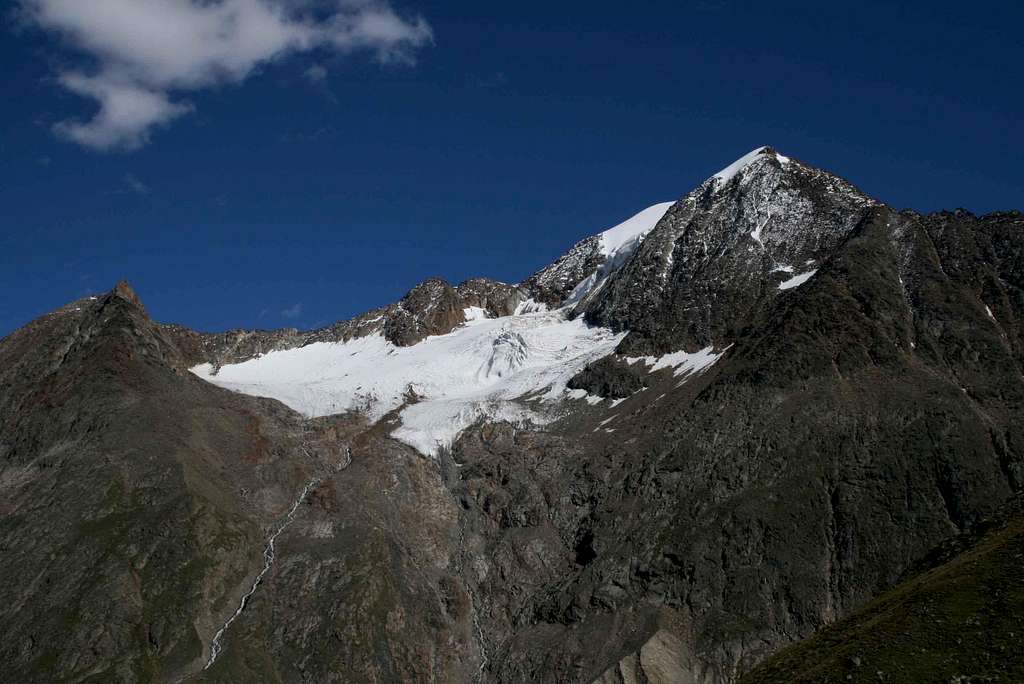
778 269 818 290
627 346 727 379
598 202 675 259
566 388 606 405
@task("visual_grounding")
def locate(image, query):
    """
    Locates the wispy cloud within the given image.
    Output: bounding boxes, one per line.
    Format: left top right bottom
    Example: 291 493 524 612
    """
304 63 329 85
53 73 193 150
119 172 151 195
281 302 303 319
21 0 433 152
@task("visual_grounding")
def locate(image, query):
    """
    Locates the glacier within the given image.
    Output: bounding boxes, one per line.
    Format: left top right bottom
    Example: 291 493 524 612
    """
193 307 626 456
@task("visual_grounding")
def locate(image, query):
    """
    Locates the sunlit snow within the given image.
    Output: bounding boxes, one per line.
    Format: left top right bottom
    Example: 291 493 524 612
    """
193 309 625 456
598 202 675 258
627 346 727 378
778 269 818 290
712 146 791 192
564 202 674 306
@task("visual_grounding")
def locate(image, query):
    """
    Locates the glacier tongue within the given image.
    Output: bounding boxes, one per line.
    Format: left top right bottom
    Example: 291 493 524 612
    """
192 308 624 457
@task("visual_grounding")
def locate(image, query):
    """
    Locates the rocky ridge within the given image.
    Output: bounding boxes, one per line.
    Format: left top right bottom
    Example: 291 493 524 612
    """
167 276 526 372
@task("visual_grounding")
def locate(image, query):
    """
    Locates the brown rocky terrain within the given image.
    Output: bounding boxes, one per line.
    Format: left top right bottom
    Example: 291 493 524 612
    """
0 285 478 682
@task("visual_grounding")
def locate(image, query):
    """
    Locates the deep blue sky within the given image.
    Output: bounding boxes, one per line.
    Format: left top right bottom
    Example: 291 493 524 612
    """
2 0 1022 337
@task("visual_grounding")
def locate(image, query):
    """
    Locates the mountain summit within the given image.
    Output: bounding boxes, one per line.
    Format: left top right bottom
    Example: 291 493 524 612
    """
584 146 879 353
2 149 1023 683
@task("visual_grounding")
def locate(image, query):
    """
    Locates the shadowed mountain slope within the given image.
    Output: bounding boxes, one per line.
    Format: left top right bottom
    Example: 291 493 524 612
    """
739 495 1024 684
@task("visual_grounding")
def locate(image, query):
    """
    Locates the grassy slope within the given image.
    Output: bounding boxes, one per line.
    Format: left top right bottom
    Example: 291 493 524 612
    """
740 500 1024 684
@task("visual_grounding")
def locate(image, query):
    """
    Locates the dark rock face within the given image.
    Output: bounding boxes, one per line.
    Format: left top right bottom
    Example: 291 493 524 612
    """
456 277 526 318
567 355 649 399
384 277 466 346
2 150 1023 683
0 286 294 681
523 234 606 306
440 206 1024 682
585 148 878 355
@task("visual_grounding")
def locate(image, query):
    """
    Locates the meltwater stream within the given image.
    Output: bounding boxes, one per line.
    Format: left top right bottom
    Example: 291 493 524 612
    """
204 477 320 670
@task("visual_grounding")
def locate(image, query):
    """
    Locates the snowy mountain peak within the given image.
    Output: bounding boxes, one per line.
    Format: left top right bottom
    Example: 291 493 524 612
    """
583 147 879 354
710 146 791 188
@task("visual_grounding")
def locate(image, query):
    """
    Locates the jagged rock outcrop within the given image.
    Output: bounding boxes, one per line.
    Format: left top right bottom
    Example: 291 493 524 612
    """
594 628 701 684
385 276 526 345
384 277 466 346
523 234 606 306
567 355 649 399
456 277 527 318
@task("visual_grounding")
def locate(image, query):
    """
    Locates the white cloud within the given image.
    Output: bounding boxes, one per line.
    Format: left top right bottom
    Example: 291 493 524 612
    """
54 73 193 150
22 0 432 151
281 302 303 319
